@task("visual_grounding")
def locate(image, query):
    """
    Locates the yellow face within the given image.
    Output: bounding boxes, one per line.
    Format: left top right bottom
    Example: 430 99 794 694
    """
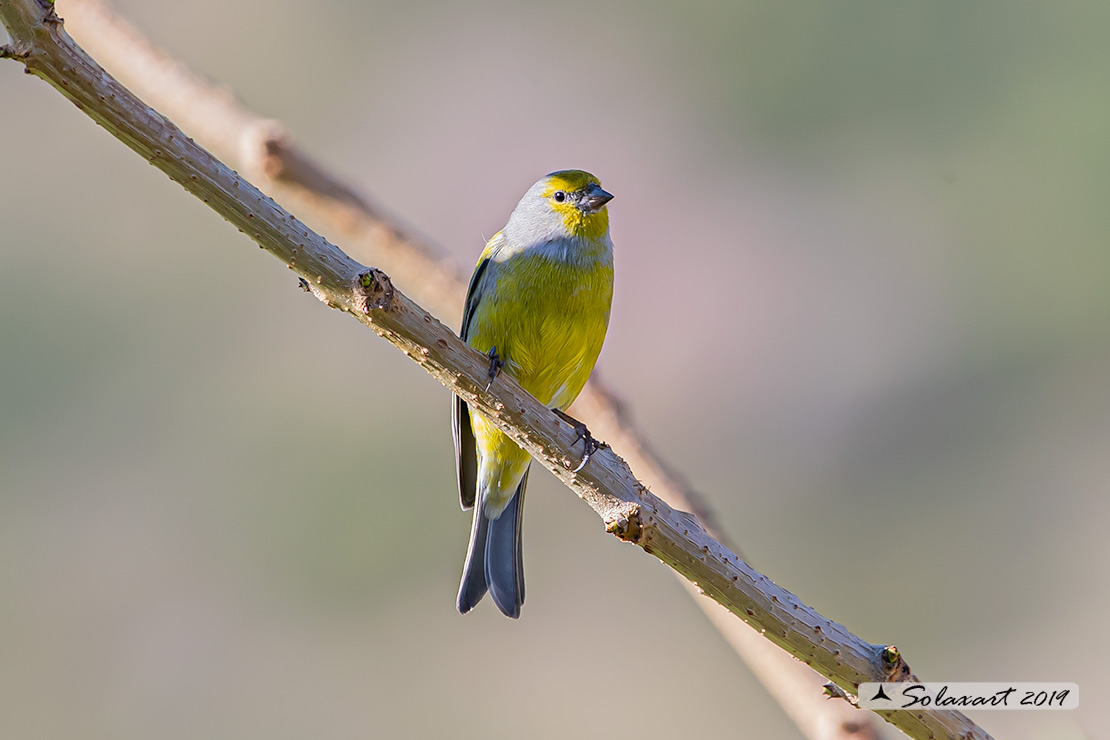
541 170 611 241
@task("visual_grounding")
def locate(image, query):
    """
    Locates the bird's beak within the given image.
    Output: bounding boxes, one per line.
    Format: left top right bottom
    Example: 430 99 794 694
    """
578 183 614 214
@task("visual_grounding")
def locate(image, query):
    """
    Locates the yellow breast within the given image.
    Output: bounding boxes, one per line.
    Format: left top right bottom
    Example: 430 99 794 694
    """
467 247 613 411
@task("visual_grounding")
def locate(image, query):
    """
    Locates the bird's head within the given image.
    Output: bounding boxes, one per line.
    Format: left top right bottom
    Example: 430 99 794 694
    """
506 170 613 244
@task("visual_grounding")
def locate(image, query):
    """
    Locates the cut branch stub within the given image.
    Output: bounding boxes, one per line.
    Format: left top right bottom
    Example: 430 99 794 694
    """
357 268 395 313
604 502 644 543
881 644 916 682
0 41 32 58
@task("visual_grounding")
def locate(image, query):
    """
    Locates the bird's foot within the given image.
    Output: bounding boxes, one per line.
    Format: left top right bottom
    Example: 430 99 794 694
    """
484 346 504 391
553 409 607 473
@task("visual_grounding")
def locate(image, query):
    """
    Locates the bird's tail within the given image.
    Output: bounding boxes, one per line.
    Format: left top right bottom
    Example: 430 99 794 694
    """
456 470 528 618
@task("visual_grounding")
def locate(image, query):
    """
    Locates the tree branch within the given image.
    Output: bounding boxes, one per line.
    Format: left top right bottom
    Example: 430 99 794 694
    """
0 2 993 738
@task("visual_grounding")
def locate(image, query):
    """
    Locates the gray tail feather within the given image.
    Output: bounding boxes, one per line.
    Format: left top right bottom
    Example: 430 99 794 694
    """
456 504 490 614
485 471 527 618
456 471 528 618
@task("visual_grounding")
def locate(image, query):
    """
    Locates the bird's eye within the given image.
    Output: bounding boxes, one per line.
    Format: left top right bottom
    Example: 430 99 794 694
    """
553 191 566 203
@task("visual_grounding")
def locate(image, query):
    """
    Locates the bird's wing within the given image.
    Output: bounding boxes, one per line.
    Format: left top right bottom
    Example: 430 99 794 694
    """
453 392 478 510
453 236 499 510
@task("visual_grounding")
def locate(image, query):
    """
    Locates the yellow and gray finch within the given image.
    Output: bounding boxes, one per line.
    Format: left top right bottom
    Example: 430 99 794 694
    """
454 170 615 618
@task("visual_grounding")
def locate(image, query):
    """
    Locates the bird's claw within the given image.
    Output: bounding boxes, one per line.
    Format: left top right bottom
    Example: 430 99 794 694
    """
484 346 504 391
553 409 606 473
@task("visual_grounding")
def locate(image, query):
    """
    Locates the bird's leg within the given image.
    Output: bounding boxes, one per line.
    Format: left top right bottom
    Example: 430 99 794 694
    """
553 409 607 473
484 346 504 391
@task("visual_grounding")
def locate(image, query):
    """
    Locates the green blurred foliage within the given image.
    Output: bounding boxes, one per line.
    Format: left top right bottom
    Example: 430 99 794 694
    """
1 1 1106 738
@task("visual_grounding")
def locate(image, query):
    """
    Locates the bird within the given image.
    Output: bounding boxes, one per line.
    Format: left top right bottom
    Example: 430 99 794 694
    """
453 170 615 618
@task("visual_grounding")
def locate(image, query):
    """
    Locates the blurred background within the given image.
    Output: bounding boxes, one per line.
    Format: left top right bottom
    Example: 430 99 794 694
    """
1 1 1106 738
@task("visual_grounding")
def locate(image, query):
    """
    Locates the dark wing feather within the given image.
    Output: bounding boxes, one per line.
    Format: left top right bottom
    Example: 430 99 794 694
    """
453 256 490 510
453 394 478 510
